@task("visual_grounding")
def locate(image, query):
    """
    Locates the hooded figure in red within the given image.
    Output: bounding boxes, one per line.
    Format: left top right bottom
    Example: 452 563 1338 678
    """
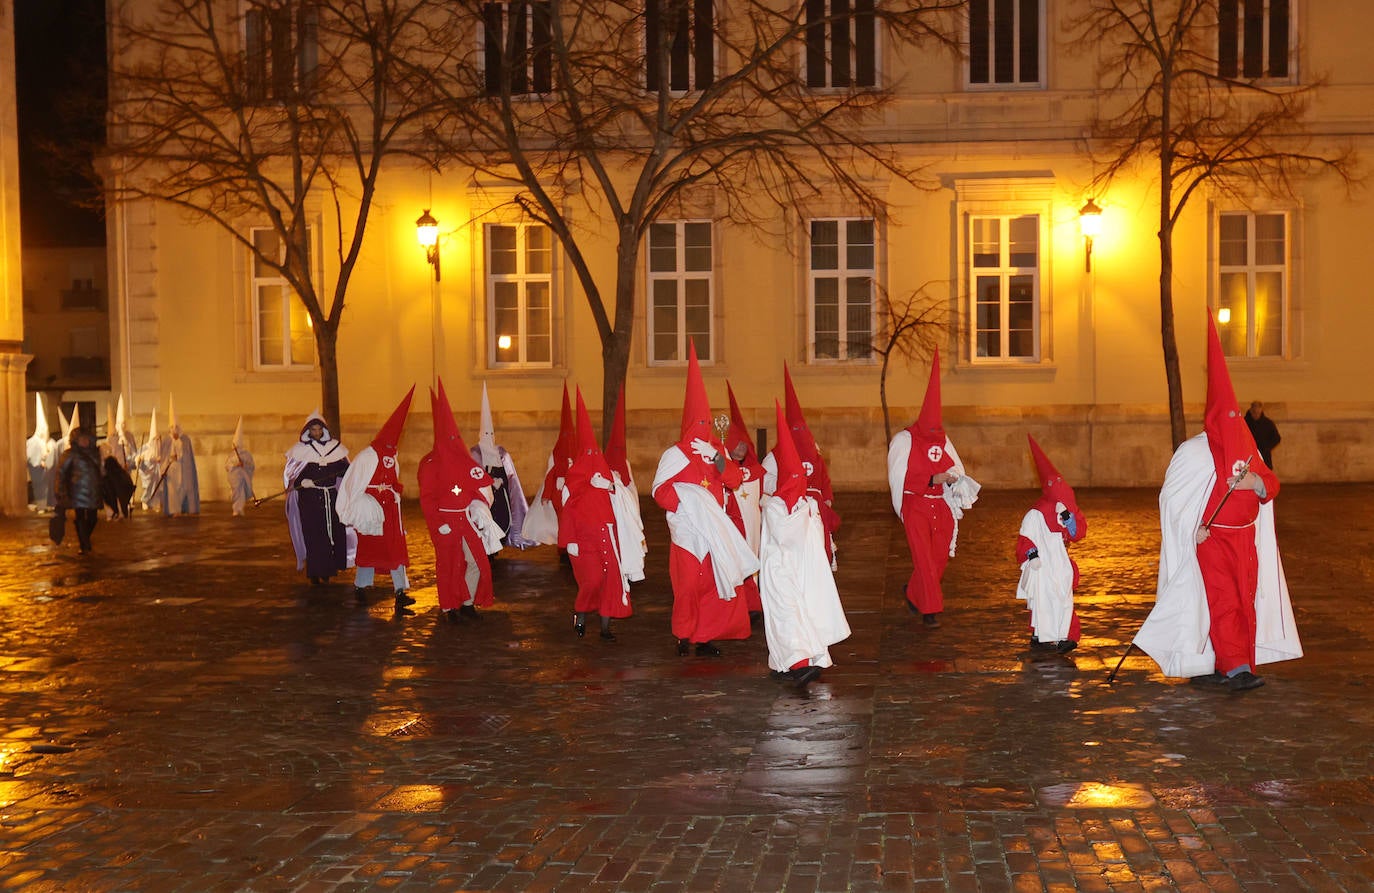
560 389 630 640
651 342 757 657
1134 314 1301 690
520 385 575 546
1014 435 1086 653
336 386 417 612
886 348 979 627
418 379 502 623
723 383 764 619
762 365 840 565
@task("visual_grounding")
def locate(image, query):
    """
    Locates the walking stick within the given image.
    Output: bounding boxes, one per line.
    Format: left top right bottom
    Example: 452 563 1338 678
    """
251 487 291 508
1106 642 1137 685
1201 454 1254 530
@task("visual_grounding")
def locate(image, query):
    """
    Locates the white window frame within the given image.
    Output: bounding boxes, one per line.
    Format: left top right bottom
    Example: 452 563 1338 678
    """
802 0 880 90
485 222 556 369
249 226 317 371
644 0 717 93
1217 0 1294 83
965 0 1044 90
1213 209 1290 359
806 217 876 364
646 220 714 365
953 178 1053 366
479 1 554 97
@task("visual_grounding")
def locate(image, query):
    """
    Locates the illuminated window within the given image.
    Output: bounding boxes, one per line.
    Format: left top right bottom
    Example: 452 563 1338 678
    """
804 0 877 89
1219 0 1290 80
808 218 874 362
646 0 715 91
647 221 713 364
486 223 554 368
481 1 553 96
968 0 1042 88
250 227 315 370
1216 211 1287 357
969 214 1040 360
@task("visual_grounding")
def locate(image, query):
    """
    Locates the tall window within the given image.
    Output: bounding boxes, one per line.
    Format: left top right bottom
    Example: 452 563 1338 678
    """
482 1 553 96
804 0 877 89
647 221 712 363
487 223 554 367
1216 211 1287 357
808 219 874 361
244 3 319 103
646 0 714 91
1219 0 1290 80
968 0 1041 87
251 228 315 369
970 214 1039 360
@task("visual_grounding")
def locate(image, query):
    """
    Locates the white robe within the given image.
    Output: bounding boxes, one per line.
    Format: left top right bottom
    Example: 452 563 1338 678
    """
520 453 561 545
1015 510 1075 642
610 469 647 583
759 494 851 672
1134 433 1303 678
652 446 760 603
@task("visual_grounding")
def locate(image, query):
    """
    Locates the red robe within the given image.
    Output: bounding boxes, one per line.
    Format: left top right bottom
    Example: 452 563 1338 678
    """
559 478 629 619
653 445 751 644
1197 458 1279 673
354 449 408 572
898 429 955 615
418 456 494 610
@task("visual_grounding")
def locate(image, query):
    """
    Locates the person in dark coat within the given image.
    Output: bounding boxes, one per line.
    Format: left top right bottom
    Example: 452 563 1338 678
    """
56 427 104 554
284 412 351 584
1244 401 1281 469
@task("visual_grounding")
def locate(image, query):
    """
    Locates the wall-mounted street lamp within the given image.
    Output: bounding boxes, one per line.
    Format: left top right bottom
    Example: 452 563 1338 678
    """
1078 198 1103 273
416 209 441 281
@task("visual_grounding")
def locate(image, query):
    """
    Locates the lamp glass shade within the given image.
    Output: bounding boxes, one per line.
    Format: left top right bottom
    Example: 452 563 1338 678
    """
1078 199 1103 238
416 210 439 248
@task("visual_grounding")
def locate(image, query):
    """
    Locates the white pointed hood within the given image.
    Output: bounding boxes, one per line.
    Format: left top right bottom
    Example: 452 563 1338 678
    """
232 416 244 449
32 394 48 440
478 382 500 466
115 394 127 434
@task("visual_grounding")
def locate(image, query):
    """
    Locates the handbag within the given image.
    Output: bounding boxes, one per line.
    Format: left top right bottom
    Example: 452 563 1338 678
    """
48 510 66 545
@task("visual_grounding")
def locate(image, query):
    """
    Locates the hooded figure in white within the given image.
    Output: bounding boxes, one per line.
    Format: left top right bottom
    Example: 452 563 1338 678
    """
163 395 200 516
471 383 536 549
26 394 58 511
138 406 168 513
225 417 256 517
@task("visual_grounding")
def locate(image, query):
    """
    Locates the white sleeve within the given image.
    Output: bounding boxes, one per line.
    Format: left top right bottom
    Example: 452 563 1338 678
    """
886 431 911 518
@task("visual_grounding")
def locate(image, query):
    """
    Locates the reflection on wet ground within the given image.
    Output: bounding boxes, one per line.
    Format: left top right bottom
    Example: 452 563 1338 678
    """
1 485 1373 889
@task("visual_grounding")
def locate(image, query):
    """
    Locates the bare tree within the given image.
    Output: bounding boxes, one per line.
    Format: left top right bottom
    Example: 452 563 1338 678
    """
870 284 947 442
422 0 960 436
103 0 437 435
1068 0 1355 448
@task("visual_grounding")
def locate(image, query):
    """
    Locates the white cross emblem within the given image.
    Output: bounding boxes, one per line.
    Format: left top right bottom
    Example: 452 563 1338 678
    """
803 461 814 476
382 455 396 469
450 484 463 496
469 467 485 479
741 467 752 481
927 445 944 462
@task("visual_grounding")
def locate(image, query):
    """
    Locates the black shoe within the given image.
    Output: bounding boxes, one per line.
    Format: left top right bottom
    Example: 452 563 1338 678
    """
694 642 723 657
444 609 461 624
354 587 368 605
922 613 941 629
1029 637 1058 652
394 591 416 607
1188 672 1229 688
309 576 322 585
574 614 586 637
1227 670 1265 692
677 638 690 656
600 629 617 642
1056 640 1078 655
459 604 481 620
790 665 822 685
394 605 415 617
906 597 919 615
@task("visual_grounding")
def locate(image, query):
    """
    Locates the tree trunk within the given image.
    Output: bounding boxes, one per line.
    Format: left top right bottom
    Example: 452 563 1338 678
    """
602 240 639 445
316 325 343 439
879 350 892 443
1158 179 1187 449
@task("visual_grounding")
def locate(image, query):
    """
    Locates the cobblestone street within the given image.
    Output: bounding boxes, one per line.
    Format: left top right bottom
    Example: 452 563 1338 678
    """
1 483 1372 891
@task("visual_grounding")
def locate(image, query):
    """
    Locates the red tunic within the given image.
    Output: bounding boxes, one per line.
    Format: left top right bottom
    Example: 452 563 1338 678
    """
899 430 955 614
355 450 408 572
418 455 494 610
653 446 751 644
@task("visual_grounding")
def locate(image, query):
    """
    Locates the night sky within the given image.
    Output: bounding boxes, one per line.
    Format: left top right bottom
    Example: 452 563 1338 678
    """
15 0 106 248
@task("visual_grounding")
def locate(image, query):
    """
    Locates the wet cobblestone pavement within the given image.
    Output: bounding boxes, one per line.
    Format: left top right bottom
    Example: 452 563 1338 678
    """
1 484 1373 891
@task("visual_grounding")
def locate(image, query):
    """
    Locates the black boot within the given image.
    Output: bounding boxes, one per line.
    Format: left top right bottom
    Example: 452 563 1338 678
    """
599 619 616 642
459 604 481 620
394 590 416 607
574 613 586 637
676 638 690 656
694 642 723 657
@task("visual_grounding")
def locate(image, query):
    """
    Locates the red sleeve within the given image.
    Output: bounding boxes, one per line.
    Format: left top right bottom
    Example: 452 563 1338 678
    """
1016 534 1037 564
653 477 681 513
1255 462 1279 504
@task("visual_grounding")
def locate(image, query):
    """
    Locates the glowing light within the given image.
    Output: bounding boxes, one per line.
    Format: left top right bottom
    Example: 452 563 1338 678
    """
497 335 513 351
1217 308 1232 324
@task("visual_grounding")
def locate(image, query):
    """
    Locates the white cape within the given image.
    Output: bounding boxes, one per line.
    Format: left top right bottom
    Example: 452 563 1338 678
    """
610 470 647 582
759 494 851 672
886 431 981 556
335 446 385 535
520 453 560 545
653 445 760 602
1015 510 1075 642
1134 433 1302 678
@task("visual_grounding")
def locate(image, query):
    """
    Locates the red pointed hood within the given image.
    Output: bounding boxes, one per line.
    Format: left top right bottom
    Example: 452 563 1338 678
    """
372 385 415 454
915 348 944 440
725 382 760 468
431 378 491 488
782 362 821 462
679 341 714 445
604 384 631 483
568 388 613 493
772 400 808 510
552 384 575 470
1203 313 1261 475
1028 434 1084 540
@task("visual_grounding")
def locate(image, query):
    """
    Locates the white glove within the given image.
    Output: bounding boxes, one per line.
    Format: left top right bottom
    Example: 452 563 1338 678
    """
438 523 452 535
690 438 716 462
298 479 316 489
566 543 580 557
590 472 613 491
1027 557 1042 570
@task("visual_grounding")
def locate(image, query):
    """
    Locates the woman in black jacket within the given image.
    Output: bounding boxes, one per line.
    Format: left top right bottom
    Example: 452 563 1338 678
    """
57 427 103 554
